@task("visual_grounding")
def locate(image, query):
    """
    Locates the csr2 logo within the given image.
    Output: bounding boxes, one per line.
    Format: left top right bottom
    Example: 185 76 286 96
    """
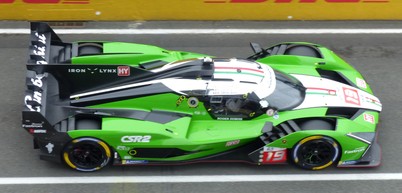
0 0 89 4
121 135 152 143
205 0 390 3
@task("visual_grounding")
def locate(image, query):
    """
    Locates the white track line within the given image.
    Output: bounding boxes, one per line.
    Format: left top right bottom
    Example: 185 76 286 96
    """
2 28 402 34
1 173 402 185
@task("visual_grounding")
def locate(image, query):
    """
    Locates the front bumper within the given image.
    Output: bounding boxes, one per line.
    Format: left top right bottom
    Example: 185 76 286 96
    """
338 132 381 168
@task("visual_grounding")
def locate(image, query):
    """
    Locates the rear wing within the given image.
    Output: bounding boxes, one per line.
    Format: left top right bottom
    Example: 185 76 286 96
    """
23 22 153 132
29 22 68 66
23 23 62 132
28 22 153 95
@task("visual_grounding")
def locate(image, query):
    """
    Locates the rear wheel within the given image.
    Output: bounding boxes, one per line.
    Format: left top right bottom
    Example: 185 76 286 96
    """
291 136 340 170
63 138 111 172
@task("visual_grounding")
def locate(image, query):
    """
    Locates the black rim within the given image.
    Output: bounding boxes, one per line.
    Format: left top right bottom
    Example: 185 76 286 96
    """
298 140 335 167
69 143 105 169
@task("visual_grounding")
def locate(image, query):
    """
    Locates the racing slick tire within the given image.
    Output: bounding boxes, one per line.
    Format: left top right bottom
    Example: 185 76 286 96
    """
63 138 112 172
291 136 340 170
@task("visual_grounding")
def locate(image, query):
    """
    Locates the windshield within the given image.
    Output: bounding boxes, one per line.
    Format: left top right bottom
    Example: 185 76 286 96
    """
264 71 306 110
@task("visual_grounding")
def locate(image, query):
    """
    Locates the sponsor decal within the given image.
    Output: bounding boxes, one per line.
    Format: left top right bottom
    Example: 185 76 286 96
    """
344 147 365 154
204 0 389 4
187 97 199 108
0 0 90 4
45 142 54 154
31 32 48 64
225 139 240 147
25 93 43 112
68 67 132 76
116 146 130 151
117 66 130 76
363 96 382 107
343 87 360 106
266 108 279 119
28 129 47 134
23 122 44 128
260 147 287 163
194 111 207 115
214 66 265 78
25 74 45 112
340 160 358 165
33 32 46 45
121 135 152 143
266 109 275 116
207 89 240 95
35 60 48 65
356 77 367 89
123 155 132 159
306 87 337 96
363 113 375 124
273 113 279 119
176 95 186 107
30 74 44 88
99 68 117 74
68 68 87 73
68 68 118 74
32 45 46 58
217 117 243 121
122 160 148 165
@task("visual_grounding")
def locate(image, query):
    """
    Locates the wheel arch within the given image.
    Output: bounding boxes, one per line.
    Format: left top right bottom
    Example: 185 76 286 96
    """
266 117 339 149
290 135 342 170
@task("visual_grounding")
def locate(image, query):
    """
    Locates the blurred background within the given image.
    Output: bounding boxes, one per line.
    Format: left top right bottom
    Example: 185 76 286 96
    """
0 0 400 21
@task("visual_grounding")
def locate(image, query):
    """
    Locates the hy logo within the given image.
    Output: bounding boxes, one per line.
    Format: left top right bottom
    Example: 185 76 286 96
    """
118 66 130 77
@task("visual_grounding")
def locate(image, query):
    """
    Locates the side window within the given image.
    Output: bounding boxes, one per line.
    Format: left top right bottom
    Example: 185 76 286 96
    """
204 96 263 120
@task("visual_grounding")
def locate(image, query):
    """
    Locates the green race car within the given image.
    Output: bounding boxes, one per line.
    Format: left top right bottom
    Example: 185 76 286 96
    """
23 22 382 171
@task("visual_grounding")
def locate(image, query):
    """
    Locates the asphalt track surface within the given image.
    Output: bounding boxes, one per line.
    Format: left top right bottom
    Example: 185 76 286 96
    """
1 21 402 193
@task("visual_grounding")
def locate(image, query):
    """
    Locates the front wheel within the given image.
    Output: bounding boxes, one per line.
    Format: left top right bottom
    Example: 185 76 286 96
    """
63 138 111 172
291 136 340 170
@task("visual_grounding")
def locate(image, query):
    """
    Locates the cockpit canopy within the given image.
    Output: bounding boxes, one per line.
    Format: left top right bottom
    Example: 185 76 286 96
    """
160 58 305 120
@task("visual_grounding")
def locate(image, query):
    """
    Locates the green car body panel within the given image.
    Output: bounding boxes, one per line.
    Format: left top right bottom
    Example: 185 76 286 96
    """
23 22 382 171
72 42 208 65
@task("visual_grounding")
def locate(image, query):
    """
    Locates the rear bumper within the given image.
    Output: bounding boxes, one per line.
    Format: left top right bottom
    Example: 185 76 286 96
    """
32 134 72 164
